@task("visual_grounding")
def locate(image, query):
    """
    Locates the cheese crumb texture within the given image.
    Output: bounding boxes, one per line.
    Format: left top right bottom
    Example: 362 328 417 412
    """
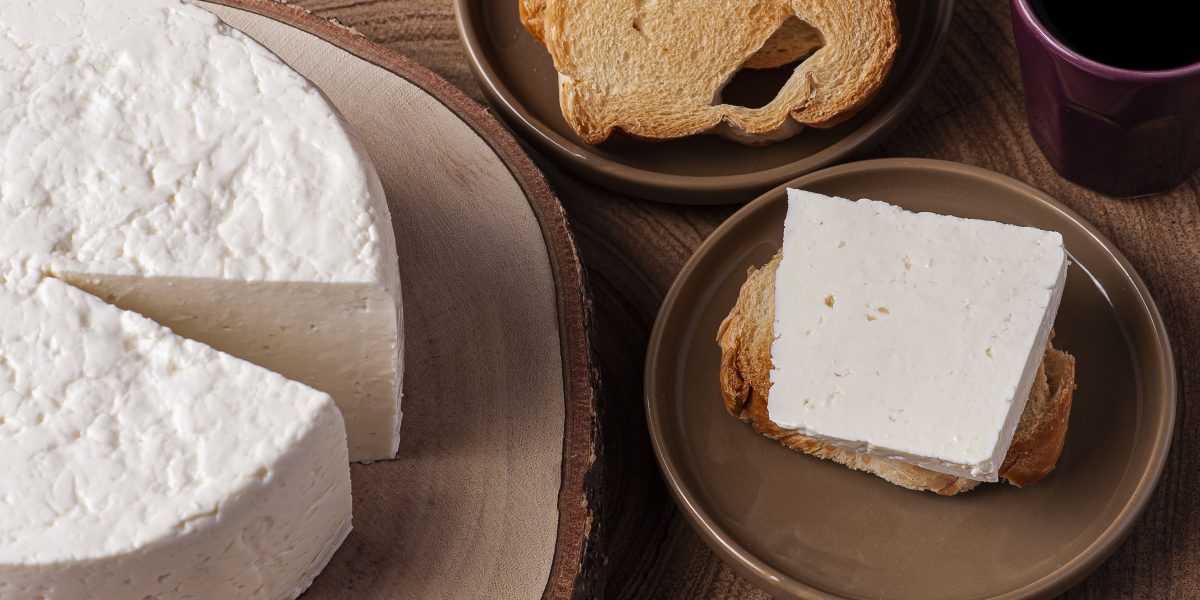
769 190 1068 482
0 275 352 599
0 0 384 283
0 0 403 462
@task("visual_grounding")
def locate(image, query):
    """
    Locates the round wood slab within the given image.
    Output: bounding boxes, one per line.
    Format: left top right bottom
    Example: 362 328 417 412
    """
194 2 597 598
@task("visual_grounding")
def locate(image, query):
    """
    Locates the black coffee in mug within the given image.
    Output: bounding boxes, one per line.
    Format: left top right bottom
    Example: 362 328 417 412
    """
1029 2 1200 71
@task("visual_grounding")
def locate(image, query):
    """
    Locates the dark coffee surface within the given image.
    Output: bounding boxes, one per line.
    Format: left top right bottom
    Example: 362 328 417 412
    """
1032 1 1200 70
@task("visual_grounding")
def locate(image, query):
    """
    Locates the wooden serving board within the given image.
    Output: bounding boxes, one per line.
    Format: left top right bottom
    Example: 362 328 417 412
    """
194 2 597 598
288 2 1200 599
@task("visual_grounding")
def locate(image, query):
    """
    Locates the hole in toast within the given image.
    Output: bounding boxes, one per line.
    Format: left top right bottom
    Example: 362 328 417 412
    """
715 16 823 110
718 57 807 109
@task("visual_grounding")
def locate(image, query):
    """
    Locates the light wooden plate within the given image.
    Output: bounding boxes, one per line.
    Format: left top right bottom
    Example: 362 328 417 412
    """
195 2 597 598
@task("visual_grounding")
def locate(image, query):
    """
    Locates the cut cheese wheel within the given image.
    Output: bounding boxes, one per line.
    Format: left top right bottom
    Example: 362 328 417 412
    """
0 272 352 599
0 0 402 463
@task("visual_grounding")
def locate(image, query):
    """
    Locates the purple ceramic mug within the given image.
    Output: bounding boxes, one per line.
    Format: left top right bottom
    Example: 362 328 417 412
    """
1011 0 1200 197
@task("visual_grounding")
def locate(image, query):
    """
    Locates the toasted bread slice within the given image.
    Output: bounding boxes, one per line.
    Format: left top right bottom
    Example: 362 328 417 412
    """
521 1 823 69
532 0 898 144
717 253 1077 496
741 16 824 69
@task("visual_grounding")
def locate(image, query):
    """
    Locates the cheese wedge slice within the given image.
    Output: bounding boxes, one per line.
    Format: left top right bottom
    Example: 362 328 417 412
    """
0 0 402 462
768 190 1068 482
0 271 352 599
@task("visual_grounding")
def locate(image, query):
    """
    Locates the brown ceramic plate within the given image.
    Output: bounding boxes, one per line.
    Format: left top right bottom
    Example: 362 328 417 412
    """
454 1 954 204
646 158 1175 599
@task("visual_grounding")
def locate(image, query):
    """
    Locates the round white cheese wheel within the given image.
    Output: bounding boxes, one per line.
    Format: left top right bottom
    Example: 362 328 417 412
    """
0 273 352 599
0 0 403 462
0 0 406 597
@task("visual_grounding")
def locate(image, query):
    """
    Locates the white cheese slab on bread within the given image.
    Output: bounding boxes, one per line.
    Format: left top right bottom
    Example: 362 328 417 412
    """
768 189 1068 482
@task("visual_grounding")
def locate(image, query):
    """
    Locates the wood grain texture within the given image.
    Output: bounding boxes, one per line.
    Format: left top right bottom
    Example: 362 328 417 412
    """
292 1 1200 598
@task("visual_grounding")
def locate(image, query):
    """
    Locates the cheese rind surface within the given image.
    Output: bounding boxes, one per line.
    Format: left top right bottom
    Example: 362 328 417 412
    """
0 0 402 462
768 189 1068 482
0 273 352 600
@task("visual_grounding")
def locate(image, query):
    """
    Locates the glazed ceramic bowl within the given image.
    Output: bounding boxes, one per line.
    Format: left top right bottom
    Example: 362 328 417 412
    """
646 158 1175 599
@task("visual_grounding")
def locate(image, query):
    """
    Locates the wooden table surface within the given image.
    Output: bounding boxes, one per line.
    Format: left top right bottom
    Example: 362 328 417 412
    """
293 1 1200 598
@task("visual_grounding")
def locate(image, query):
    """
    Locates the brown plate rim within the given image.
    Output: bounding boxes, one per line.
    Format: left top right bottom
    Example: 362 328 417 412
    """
452 1 956 204
644 157 1177 599
202 2 600 597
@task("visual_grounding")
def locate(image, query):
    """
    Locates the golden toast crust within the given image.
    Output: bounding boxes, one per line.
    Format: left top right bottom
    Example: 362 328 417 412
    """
520 0 899 144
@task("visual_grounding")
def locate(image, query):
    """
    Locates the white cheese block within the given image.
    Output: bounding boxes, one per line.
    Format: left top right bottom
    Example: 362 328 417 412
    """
0 0 402 462
768 189 1068 482
0 270 352 600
